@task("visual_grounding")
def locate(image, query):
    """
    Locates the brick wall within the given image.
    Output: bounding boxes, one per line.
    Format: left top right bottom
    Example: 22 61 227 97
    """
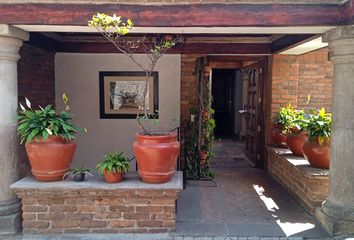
180 54 200 124
268 147 329 213
271 48 333 116
17 43 56 177
16 189 180 234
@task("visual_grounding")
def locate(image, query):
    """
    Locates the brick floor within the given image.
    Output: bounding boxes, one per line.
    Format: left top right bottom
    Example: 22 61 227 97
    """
176 139 330 238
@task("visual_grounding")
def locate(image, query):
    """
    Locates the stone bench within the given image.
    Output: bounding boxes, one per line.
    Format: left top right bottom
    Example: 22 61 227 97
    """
10 171 183 234
267 147 329 214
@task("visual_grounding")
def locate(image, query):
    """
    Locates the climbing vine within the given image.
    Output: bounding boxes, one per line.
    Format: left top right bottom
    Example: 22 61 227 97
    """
185 58 215 179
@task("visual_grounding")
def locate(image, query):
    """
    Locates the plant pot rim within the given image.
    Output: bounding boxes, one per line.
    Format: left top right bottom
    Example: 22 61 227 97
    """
136 132 177 139
26 135 75 144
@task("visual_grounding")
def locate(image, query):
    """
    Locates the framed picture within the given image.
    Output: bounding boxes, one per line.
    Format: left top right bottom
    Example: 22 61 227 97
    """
99 71 159 119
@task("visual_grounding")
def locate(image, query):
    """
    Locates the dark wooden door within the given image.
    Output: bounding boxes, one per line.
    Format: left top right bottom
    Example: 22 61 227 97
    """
244 62 264 167
212 69 235 138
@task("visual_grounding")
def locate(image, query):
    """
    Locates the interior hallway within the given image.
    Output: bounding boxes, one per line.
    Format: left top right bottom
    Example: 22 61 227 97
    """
176 139 330 238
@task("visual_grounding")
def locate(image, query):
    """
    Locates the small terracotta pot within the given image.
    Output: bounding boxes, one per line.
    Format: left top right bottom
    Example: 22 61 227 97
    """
302 139 330 169
199 151 208 166
103 170 124 183
25 136 76 182
133 132 180 184
73 173 85 182
286 132 309 157
271 127 288 148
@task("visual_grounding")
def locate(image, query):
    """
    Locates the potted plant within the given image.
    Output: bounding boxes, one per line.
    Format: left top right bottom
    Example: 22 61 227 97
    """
89 14 182 184
199 144 209 165
272 104 298 148
286 109 309 156
17 95 84 182
63 166 93 182
97 152 130 183
301 108 331 169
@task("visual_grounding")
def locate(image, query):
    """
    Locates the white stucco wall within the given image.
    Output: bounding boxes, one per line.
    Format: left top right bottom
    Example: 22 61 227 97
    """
55 53 181 169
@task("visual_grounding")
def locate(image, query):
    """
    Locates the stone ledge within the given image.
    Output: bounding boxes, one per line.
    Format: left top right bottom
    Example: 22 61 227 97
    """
270 147 329 178
267 147 329 214
10 171 183 191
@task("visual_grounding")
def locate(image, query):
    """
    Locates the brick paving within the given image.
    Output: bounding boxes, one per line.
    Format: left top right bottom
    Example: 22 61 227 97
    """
176 139 330 239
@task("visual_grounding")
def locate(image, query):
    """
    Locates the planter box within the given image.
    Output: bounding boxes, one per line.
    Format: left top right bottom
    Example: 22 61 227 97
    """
10 172 183 234
267 147 329 214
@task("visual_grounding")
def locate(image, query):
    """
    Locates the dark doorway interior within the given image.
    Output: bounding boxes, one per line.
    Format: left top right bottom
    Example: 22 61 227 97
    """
212 69 243 139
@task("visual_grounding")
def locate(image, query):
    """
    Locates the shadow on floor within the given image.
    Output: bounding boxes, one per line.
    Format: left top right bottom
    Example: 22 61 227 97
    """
176 139 330 238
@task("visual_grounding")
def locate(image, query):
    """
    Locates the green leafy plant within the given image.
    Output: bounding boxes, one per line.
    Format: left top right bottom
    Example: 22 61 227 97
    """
63 166 93 179
301 108 331 145
97 152 130 174
274 104 303 134
17 94 85 144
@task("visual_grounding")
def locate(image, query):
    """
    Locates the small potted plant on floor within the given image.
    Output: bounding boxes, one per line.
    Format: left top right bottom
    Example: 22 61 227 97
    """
272 104 298 148
97 152 130 183
63 166 93 182
89 14 182 184
301 108 331 169
286 109 309 156
17 94 85 182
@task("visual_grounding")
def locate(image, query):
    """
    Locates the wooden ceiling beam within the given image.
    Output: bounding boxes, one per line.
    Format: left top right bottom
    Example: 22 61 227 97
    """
271 34 316 53
0 3 341 27
57 42 271 54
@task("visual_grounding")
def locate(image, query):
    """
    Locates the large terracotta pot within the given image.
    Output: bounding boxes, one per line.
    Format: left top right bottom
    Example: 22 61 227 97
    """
286 132 309 157
103 170 124 183
271 127 288 148
302 139 330 169
25 136 76 182
133 132 180 184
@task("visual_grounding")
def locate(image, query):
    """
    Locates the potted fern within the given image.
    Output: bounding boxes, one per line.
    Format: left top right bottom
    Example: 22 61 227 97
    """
89 14 181 183
63 166 93 182
301 108 331 169
17 94 84 181
97 152 130 183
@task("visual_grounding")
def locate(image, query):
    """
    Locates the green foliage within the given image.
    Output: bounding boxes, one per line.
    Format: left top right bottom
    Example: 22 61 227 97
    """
97 152 130 174
301 108 331 145
273 104 304 134
17 97 83 144
88 13 133 34
89 13 181 135
63 166 93 179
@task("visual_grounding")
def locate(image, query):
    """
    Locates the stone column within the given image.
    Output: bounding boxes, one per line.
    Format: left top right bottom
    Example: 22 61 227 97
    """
0 25 28 235
316 25 354 235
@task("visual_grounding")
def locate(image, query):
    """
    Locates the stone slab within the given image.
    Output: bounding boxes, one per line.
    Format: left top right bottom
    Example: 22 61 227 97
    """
270 147 329 178
176 223 228 236
0 212 21 235
10 171 183 191
316 207 354 236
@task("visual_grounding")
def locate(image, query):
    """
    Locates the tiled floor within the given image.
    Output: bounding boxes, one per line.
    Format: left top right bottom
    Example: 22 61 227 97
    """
176 139 330 239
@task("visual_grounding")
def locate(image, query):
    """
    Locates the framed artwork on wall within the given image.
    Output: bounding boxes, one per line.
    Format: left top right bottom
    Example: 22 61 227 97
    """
99 71 159 119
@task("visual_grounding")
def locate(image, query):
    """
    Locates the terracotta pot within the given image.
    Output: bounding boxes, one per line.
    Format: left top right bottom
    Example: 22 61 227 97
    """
302 139 330 169
103 170 124 183
271 127 288 148
133 132 180 184
286 132 309 157
25 136 76 182
199 151 208 166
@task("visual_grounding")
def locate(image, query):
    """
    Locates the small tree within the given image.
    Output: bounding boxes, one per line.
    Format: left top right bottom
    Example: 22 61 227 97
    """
89 13 181 135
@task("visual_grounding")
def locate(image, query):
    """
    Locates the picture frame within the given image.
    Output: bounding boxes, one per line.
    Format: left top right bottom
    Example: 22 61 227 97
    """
99 71 159 119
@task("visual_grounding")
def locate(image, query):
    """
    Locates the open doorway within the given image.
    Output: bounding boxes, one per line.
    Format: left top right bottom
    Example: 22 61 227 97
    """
209 57 268 169
211 69 243 139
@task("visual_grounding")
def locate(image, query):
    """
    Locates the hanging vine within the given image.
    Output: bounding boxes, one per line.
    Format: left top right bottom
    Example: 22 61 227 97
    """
185 57 215 180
